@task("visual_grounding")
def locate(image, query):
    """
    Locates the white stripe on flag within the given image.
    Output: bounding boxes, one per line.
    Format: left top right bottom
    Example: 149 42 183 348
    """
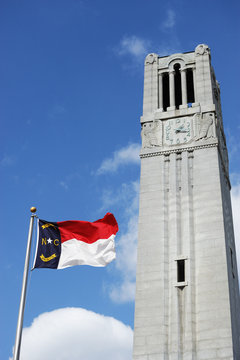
57 234 116 269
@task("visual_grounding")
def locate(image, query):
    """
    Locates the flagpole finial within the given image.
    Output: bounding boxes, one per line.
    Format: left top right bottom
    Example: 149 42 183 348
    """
30 207 37 213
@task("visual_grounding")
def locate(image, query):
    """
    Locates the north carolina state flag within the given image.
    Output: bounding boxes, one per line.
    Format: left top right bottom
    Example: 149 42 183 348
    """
32 213 118 269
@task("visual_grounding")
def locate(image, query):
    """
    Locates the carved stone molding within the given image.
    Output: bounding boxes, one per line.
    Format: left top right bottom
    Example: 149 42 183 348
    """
141 120 162 148
140 142 218 158
141 113 217 150
145 53 158 65
194 113 215 141
195 44 210 56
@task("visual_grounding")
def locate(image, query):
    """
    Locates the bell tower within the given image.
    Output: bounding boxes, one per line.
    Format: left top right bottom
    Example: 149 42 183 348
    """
133 44 240 359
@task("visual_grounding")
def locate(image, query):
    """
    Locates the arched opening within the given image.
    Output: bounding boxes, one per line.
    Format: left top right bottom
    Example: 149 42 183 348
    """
174 63 182 109
162 73 169 111
187 68 195 105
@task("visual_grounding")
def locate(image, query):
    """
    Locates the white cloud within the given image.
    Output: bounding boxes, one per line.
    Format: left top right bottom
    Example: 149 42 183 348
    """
110 279 136 304
226 128 240 162
231 182 240 279
96 144 140 303
115 34 181 71
114 35 151 63
162 9 176 30
10 308 133 360
109 211 138 303
104 181 139 303
116 35 151 60
96 143 141 175
100 180 138 210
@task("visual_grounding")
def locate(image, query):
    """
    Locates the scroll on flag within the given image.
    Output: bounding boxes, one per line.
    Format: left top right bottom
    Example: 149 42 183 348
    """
32 213 118 269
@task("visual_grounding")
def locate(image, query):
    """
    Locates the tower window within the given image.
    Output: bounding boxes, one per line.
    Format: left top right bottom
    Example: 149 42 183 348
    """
174 63 182 109
177 260 185 282
186 68 195 104
162 72 169 111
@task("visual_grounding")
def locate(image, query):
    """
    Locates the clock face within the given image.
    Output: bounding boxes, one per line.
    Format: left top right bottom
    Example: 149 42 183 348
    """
164 117 192 146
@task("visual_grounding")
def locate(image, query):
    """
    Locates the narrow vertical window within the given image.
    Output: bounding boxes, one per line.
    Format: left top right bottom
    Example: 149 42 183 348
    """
162 73 169 111
186 68 195 105
174 63 182 109
177 259 185 282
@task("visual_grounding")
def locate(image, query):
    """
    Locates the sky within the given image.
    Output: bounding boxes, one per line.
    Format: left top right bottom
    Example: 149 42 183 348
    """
0 0 240 359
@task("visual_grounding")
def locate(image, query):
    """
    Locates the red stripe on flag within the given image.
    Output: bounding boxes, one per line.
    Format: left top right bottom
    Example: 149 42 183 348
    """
57 213 118 244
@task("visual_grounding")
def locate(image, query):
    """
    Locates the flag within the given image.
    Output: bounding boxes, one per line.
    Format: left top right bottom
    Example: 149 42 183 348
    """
32 213 118 269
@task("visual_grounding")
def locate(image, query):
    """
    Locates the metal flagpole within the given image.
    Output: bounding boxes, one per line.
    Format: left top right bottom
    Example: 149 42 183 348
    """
13 207 37 360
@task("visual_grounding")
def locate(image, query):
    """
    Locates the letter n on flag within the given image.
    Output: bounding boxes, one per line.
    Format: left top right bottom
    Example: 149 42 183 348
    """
32 213 118 269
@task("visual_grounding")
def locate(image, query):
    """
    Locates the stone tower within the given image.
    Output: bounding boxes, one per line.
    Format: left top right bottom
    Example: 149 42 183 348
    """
133 44 240 359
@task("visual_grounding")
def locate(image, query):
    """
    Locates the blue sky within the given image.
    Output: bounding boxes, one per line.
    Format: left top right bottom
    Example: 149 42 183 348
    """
1 1 240 359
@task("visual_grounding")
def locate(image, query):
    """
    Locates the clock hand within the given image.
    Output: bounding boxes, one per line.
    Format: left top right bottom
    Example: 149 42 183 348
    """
175 129 188 133
175 125 185 132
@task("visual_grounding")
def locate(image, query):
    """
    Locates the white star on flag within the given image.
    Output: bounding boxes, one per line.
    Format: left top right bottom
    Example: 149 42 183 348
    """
47 238 53 244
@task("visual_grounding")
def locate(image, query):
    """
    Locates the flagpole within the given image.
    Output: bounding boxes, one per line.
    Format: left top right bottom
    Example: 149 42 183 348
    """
13 207 37 360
